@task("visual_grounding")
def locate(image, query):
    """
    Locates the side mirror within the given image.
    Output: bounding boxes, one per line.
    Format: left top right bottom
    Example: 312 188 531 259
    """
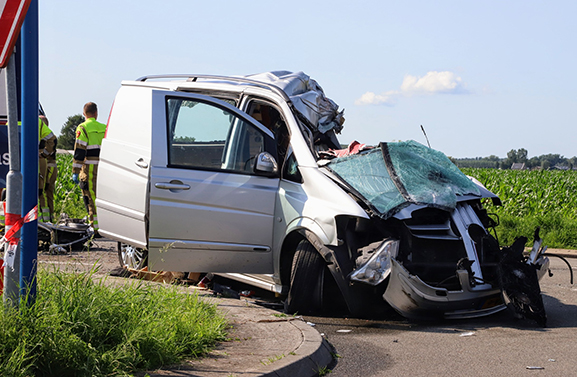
254 152 278 177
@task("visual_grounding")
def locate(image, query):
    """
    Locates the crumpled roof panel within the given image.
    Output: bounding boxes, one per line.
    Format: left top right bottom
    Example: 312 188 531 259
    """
245 71 344 134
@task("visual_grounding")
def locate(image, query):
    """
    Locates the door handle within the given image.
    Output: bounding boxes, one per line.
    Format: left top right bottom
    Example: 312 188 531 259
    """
135 158 148 169
155 182 191 190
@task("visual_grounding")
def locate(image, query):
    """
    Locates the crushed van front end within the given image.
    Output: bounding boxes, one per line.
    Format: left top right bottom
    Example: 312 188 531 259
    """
324 141 548 323
384 259 505 320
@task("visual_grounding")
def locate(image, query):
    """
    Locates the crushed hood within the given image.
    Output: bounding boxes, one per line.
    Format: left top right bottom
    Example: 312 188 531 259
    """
327 140 482 219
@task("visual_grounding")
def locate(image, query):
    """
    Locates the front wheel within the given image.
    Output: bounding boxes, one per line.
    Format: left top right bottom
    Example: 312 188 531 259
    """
285 240 326 315
118 242 148 270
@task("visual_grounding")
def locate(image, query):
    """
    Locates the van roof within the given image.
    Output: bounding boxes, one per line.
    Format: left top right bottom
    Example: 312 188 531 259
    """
133 73 292 102
124 71 344 136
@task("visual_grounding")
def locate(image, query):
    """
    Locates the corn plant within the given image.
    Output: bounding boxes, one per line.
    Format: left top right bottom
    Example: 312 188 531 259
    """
54 153 86 220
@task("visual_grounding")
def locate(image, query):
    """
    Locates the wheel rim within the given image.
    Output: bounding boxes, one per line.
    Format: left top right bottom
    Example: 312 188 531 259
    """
119 244 145 269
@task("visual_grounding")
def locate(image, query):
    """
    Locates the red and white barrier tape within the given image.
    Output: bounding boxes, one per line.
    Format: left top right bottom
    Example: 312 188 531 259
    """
1 205 38 271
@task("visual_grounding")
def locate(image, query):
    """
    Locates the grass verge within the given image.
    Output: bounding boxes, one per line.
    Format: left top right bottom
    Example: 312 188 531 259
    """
0 269 227 376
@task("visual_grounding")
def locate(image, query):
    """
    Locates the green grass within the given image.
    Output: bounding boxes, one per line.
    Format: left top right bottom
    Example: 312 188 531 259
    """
462 168 577 248
0 268 227 377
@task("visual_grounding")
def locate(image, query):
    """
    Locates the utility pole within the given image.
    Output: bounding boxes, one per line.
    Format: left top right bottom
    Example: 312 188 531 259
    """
2 52 22 306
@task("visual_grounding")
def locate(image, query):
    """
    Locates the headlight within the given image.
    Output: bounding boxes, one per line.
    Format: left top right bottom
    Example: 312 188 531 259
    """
350 239 399 286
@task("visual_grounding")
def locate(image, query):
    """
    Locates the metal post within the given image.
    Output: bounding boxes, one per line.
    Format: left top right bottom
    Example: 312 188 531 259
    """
19 0 38 304
3 53 22 307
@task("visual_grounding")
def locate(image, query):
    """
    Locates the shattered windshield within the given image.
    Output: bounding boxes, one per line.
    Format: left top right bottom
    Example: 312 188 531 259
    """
327 140 481 219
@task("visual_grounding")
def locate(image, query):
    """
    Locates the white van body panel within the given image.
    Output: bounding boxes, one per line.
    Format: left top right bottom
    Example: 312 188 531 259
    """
96 86 153 248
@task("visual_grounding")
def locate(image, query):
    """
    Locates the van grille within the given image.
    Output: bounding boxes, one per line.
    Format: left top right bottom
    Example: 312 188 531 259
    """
405 220 460 240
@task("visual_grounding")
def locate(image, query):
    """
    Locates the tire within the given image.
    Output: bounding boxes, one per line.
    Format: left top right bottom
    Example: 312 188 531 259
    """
117 242 148 270
498 238 547 327
285 240 326 315
501 265 547 327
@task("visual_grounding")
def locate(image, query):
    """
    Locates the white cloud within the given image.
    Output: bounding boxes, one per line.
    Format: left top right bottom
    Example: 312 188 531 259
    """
400 71 466 94
355 71 467 106
354 90 399 106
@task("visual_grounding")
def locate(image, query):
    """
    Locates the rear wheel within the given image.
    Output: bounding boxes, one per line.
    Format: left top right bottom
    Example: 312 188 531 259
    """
285 240 326 315
117 242 148 270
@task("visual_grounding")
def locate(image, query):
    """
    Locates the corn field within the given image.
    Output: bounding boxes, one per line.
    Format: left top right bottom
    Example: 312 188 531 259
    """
54 153 86 220
462 168 577 249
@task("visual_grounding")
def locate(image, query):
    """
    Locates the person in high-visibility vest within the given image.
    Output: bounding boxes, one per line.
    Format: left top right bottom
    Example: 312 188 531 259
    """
0 117 56 227
72 102 106 234
39 115 57 222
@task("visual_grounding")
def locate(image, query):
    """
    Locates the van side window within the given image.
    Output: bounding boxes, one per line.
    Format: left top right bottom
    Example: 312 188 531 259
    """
167 97 265 174
246 102 290 169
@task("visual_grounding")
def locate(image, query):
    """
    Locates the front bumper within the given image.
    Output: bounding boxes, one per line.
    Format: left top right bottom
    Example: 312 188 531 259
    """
383 259 506 320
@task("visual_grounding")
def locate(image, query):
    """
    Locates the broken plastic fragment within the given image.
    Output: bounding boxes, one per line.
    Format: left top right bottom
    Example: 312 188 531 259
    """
197 273 213 288
212 283 240 299
306 322 315 327
459 332 475 337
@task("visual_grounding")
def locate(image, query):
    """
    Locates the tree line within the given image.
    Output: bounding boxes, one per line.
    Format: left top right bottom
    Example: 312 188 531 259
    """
453 148 577 170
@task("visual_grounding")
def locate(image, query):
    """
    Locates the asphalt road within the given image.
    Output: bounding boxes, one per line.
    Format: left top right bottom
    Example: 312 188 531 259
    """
306 257 577 377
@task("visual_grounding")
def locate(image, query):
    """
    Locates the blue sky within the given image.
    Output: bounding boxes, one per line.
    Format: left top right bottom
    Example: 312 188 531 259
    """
38 0 576 158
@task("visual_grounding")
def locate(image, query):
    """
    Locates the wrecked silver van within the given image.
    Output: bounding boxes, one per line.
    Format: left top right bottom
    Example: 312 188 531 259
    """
96 71 549 324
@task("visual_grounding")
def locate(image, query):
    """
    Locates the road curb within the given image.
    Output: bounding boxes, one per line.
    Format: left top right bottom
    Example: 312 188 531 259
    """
544 249 577 259
255 319 335 377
